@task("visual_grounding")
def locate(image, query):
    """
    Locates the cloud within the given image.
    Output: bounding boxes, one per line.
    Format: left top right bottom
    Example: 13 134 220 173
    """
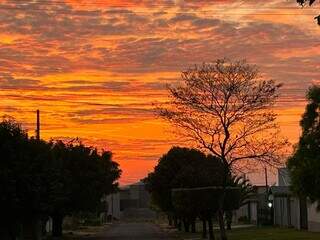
1 0 320 184
0 73 41 89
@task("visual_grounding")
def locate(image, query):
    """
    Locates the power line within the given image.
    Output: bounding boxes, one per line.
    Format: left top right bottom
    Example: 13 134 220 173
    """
0 0 319 10
0 6 317 16
0 0 317 17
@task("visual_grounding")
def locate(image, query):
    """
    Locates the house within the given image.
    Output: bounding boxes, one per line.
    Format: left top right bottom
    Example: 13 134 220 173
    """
233 185 272 225
269 185 304 229
104 193 121 221
308 202 320 231
269 168 320 232
106 181 155 220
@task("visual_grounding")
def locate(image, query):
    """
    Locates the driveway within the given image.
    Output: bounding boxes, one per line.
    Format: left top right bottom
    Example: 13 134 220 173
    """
88 222 174 240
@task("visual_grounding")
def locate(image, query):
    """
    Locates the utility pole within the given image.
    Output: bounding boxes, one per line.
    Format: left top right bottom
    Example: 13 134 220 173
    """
36 109 40 140
265 167 269 196
265 167 268 190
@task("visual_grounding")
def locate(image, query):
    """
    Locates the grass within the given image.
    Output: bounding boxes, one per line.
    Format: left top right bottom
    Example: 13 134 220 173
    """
228 227 320 240
173 227 320 240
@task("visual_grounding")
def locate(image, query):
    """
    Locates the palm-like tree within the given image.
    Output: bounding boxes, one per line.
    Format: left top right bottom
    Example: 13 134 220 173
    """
225 175 254 230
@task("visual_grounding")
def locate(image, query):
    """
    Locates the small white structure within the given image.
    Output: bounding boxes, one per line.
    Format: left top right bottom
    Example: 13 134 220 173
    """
233 200 258 224
105 181 155 220
270 186 302 229
106 193 121 220
270 168 320 232
233 186 269 225
308 202 320 232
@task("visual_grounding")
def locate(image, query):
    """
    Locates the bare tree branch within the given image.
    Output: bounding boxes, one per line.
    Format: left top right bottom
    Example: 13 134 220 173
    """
156 59 288 173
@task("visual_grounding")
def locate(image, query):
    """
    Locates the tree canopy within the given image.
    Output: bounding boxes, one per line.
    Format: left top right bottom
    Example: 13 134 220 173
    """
144 146 252 239
288 86 320 208
48 140 121 236
158 59 286 175
297 0 320 25
298 0 317 5
143 147 219 214
0 118 121 239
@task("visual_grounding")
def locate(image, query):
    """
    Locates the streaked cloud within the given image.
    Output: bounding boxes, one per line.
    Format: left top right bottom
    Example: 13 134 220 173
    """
0 0 319 184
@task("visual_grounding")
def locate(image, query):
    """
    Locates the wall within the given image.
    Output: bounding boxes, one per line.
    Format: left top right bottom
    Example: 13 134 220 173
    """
308 202 320 232
290 198 301 229
274 197 289 227
106 193 121 220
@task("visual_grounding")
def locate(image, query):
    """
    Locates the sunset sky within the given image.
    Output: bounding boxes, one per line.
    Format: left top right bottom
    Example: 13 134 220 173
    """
0 0 319 185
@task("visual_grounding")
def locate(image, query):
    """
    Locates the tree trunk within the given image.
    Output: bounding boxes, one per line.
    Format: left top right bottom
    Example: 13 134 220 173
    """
218 161 229 240
218 210 227 240
177 218 182 231
202 219 207 239
168 214 173 226
208 216 215 240
226 210 232 230
52 214 63 237
191 219 196 233
226 220 231 230
9 220 23 240
183 218 190 232
8 222 19 240
32 216 42 240
174 216 178 228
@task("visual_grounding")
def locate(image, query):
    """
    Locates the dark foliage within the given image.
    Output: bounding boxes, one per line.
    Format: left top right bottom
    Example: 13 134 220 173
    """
0 118 121 238
48 140 121 236
288 86 320 209
143 146 253 239
143 147 224 213
297 0 320 25
297 0 317 6
157 59 285 240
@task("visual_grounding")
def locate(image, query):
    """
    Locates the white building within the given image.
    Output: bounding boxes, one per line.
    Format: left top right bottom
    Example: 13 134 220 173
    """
307 202 320 231
270 168 320 232
105 181 155 220
105 193 121 220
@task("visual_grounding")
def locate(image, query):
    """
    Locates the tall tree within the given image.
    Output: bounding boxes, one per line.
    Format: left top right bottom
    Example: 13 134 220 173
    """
158 59 287 240
288 86 320 208
0 118 52 240
0 118 28 239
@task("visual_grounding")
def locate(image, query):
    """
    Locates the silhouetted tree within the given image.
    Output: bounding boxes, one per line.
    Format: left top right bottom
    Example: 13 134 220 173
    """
0 118 52 240
158 59 287 240
225 176 254 230
172 185 241 240
0 118 121 239
288 86 320 208
144 147 237 239
171 154 225 239
298 0 317 6
49 141 121 237
143 147 210 227
0 118 28 239
296 0 320 25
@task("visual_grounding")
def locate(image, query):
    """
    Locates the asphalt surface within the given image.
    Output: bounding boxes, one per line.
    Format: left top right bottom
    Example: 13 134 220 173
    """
90 222 174 240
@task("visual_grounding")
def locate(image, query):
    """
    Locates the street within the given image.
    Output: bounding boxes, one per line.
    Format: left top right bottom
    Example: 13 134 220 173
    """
88 222 174 240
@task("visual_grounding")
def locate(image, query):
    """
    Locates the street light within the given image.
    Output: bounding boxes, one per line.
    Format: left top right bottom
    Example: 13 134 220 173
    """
268 194 274 208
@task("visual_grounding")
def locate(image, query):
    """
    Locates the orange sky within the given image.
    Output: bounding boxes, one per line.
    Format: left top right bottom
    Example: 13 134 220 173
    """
0 0 319 185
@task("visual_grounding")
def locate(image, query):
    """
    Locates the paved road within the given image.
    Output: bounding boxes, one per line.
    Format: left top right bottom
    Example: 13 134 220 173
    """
89 222 174 240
